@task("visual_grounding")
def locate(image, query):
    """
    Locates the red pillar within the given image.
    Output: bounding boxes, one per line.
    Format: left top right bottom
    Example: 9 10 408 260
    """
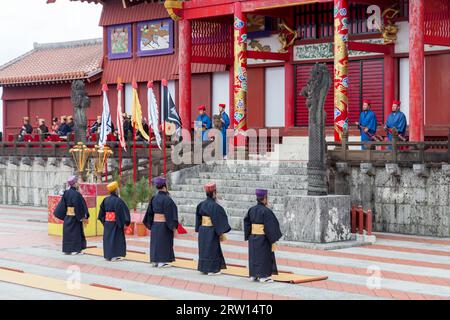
285 46 295 129
179 18 192 140
409 0 425 141
333 0 349 142
229 64 235 129
233 1 247 146
384 53 395 122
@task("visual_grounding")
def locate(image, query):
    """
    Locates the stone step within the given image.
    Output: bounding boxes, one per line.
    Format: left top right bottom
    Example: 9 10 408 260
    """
178 212 244 230
170 185 304 197
174 197 284 211
184 178 308 190
197 172 308 182
202 165 308 175
177 204 269 219
170 190 286 204
205 160 308 168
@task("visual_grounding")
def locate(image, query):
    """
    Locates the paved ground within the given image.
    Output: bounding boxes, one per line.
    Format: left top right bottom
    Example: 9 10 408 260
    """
0 205 449 300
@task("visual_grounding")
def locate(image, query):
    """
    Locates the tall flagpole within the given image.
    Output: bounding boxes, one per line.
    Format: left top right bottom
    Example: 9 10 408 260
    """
147 81 153 186
162 79 167 177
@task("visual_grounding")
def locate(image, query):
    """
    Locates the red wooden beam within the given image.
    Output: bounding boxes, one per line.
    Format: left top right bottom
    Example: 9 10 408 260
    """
247 50 290 61
348 41 393 54
191 56 233 65
424 36 450 47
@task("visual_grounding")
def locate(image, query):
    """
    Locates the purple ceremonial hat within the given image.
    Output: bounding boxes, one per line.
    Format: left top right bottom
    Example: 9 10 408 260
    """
67 175 78 186
255 189 268 197
153 176 166 187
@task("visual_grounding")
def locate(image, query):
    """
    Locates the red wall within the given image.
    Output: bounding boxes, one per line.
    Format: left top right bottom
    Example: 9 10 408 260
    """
2 81 102 136
247 67 265 129
425 53 450 134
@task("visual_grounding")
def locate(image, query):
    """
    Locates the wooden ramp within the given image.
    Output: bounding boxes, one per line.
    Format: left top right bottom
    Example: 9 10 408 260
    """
0 267 160 300
84 247 328 284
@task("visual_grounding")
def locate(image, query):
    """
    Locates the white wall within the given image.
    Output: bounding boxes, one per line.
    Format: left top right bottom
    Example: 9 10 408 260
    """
399 58 410 124
264 67 285 127
212 72 230 115
395 21 450 54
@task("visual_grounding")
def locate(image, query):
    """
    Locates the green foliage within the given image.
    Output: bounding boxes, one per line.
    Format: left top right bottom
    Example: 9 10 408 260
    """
119 176 153 210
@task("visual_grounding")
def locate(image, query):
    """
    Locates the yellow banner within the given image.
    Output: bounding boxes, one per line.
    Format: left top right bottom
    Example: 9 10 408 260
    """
131 87 150 141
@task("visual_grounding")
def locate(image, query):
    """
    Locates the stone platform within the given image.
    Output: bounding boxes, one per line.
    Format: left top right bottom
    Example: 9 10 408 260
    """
281 195 352 243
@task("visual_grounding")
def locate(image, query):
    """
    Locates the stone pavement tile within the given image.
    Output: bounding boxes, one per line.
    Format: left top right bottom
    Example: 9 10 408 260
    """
198 283 215 295
172 279 189 290
147 275 163 285
159 277 176 287
212 286 229 297
185 281 202 292
135 273 151 283
242 291 258 300
369 244 450 257
405 292 427 300
227 288 243 299
389 290 411 300
375 233 450 246
256 292 273 300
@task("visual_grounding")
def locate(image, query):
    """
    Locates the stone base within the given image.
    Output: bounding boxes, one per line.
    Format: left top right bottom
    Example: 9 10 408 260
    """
280 195 351 243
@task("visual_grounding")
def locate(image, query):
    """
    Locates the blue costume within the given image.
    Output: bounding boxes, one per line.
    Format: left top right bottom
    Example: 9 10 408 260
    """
196 114 212 141
220 111 230 156
385 111 407 141
358 110 378 150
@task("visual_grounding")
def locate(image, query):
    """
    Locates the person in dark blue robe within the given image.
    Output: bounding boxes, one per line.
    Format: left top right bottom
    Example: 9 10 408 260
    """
98 181 131 261
196 105 212 141
218 104 230 158
53 176 89 255
355 99 378 150
244 189 282 283
143 177 179 268
195 183 231 275
385 100 407 141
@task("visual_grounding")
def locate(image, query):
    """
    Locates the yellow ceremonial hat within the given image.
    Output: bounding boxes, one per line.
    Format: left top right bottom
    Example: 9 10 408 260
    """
107 181 119 193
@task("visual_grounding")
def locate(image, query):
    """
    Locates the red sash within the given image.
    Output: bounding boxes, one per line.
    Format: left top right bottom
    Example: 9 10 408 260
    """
105 212 116 222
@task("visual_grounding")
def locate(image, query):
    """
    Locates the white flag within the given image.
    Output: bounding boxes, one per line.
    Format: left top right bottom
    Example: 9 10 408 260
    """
99 84 112 146
147 82 162 149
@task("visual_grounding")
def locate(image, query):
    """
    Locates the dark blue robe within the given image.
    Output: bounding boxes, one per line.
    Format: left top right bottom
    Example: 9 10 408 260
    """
385 111 407 141
98 193 131 260
220 112 230 156
244 203 282 279
53 187 89 253
196 114 212 141
143 191 179 263
195 196 231 273
359 110 378 150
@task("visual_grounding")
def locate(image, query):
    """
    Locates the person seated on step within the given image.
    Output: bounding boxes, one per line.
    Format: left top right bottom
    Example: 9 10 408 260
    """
244 189 282 283
143 176 179 268
98 181 131 262
53 175 90 255
195 183 231 276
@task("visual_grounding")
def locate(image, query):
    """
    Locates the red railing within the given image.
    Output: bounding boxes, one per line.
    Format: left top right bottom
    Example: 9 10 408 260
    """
351 205 373 236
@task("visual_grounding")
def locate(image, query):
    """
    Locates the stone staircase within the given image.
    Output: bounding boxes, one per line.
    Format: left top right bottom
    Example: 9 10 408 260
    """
168 160 309 230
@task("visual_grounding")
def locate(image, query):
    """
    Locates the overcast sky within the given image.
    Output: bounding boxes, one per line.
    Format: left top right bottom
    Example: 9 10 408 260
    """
0 0 103 66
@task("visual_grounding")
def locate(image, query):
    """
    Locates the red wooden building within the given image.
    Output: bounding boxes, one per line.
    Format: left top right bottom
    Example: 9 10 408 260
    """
1 0 449 142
